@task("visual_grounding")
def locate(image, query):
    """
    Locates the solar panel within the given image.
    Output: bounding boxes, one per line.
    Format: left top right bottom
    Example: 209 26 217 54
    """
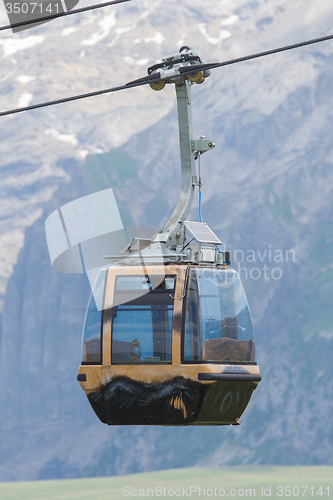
184 221 221 244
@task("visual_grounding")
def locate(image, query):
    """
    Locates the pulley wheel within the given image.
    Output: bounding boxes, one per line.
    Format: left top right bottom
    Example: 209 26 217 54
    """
186 71 205 84
149 80 166 91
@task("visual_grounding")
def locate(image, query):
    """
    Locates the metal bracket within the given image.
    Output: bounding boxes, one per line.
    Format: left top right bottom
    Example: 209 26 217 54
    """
192 136 215 155
192 175 199 186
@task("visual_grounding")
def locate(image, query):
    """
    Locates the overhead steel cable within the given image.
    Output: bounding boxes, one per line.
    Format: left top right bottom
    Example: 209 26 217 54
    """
0 0 130 32
1 32 333 118
0 73 161 117
179 33 333 74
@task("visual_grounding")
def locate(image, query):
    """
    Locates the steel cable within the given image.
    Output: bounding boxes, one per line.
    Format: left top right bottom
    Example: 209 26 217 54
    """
0 0 130 32
1 32 333 117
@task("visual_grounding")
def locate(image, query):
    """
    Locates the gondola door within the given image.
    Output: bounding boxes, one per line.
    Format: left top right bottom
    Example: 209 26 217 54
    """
101 265 187 425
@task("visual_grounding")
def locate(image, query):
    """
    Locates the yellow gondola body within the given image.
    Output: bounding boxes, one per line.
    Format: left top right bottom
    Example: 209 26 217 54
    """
78 263 260 425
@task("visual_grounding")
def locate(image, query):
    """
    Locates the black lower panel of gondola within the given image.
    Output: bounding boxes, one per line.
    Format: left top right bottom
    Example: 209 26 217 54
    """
87 376 257 425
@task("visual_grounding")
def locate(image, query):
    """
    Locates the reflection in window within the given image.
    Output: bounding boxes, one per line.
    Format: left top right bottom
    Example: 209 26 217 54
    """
111 276 175 364
82 269 106 364
183 268 255 363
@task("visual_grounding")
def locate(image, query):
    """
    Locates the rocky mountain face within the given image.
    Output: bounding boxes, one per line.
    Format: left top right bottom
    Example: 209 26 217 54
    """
0 0 333 480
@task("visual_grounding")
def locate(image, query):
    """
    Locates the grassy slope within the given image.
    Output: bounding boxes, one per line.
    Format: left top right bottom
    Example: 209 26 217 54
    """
1 467 332 500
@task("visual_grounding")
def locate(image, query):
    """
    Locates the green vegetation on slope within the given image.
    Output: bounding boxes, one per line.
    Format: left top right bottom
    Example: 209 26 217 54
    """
1 467 332 500
80 146 138 229
263 182 303 232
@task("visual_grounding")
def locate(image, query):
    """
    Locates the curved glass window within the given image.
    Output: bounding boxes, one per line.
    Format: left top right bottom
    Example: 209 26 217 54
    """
81 269 107 364
111 276 175 364
183 268 255 363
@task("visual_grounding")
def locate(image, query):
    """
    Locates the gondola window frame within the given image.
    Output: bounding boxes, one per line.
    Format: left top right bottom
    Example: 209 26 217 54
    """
111 274 176 365
181 266 257 365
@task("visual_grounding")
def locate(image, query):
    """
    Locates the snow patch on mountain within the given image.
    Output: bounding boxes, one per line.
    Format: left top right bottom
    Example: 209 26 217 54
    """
17 93 33 107
81 13 117 46
0 35 44 57
45 129 78 146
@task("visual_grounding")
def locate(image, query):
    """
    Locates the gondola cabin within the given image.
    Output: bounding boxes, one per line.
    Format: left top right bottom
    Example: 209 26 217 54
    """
76 47 261 425
77 260 260 425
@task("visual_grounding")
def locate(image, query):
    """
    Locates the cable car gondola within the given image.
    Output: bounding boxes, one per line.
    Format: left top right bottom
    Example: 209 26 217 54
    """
77 47 261 425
